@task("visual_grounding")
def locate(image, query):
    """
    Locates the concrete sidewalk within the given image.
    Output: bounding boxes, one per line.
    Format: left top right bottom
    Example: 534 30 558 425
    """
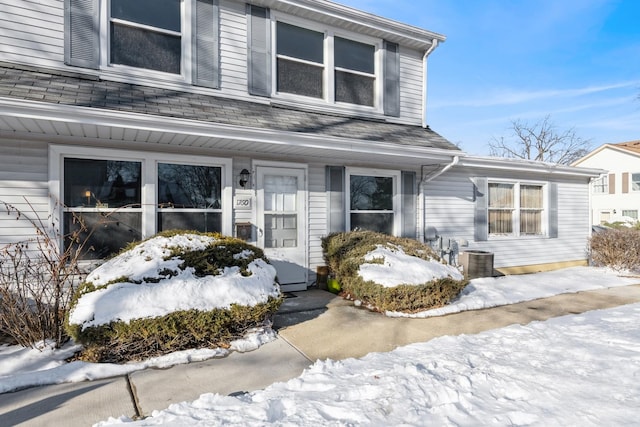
2 284 640 426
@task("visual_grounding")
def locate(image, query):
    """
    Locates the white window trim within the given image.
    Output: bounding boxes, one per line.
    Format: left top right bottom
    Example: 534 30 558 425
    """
592 175 608 194
270 13 383 113
99 0 192 84
49 144 233 251
487 179 548 239
345 167 401 235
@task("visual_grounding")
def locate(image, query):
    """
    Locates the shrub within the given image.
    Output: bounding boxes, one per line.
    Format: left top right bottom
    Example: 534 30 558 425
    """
0 200 91 348
322 231 468 313
66 231 282 363
590 228 640 271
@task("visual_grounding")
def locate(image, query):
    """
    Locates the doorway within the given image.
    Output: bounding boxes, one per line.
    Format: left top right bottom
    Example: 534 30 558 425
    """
256 166 307 291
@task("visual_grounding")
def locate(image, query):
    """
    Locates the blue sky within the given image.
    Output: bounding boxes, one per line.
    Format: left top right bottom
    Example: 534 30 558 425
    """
339 0 640 155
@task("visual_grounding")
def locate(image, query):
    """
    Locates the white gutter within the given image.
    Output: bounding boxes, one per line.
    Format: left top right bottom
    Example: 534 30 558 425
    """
417 155 459 242
0 97 464 162
422 39 439 129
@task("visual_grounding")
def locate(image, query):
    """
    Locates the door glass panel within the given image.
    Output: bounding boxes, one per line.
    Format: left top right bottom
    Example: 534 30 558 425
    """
264 175 298 249
265 214 297 248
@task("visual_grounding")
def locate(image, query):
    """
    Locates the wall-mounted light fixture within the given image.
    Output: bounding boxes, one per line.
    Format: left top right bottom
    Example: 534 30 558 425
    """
239 169 251 188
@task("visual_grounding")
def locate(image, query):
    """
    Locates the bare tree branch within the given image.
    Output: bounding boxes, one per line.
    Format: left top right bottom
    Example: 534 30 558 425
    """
489 115 592 165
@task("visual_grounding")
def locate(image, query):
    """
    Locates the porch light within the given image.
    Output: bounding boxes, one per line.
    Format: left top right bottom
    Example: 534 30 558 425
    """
239 169 251 188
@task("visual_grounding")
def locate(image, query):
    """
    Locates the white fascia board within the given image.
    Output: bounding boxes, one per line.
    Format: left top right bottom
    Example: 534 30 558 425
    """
459 155 606 178
257 0 446 49
0 97 463 162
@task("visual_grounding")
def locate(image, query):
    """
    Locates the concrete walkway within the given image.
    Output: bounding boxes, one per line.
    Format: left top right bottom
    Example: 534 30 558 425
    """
2 284 640 426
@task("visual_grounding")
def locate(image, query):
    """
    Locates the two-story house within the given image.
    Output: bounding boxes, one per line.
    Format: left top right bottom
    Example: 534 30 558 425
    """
0 0 603 289
573 140 640 225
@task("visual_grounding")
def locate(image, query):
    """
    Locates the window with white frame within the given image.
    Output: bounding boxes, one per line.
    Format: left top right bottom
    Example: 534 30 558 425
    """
632 173 640 191
66 0 221 88
275 20 378 107
56 148 229 260
347 169 399 235
622 209 638 220
334 37 376 106
157 163 222 232
592 175 608 194
109 0 182 74
488 182 545 236
276 22 324 99
64 158 143 259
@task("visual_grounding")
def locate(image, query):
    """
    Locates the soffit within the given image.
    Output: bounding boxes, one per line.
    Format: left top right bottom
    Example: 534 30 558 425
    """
248 0 446 50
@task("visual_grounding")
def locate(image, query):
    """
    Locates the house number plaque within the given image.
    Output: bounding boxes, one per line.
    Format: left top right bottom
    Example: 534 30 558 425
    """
234 196 252 210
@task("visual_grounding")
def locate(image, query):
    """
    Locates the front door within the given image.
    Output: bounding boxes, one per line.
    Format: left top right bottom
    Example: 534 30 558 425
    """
256 166 307 291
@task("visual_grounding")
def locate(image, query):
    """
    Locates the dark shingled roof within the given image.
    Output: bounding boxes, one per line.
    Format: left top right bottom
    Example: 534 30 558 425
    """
0 62 459 151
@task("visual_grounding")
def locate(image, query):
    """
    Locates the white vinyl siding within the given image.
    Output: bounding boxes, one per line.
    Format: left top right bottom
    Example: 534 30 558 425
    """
308 163 328 280
219 0 248 95
399 46 424 123
0 140 49 247
425 170 591 269
0 0 65 67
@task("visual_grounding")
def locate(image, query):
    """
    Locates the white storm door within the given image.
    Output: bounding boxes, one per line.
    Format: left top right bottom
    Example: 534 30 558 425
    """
257 166 307 289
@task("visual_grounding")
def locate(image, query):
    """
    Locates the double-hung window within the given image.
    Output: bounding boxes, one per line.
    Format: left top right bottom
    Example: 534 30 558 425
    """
488 182 544 237
334 37 376 106
592 175 608 194
276 22 324 99
632 173 640 191
64 158 143 260
66 0 220 88
157 163 222 232
347 169 400 235
274 20 378 107
110 0 182 74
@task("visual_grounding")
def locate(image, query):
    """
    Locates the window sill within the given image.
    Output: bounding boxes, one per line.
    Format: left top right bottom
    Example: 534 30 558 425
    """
488 234 548 241
271 95 384 121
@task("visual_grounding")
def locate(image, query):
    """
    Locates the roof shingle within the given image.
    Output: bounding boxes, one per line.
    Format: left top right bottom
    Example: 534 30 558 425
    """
0 63 459 152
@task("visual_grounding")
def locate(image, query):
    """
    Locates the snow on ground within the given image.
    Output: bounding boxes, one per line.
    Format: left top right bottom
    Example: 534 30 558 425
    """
0 266 637 398
99 302 640 426
386 266 640 318
0 328 276 394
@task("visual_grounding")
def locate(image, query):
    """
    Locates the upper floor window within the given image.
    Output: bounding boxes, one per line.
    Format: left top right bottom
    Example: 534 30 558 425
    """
488 182 544 237
632 173 640 191
592 175 608 194
334 37 375 106
65 0 220 88
110 0 182 74
276 22 324 99
274 20 378 108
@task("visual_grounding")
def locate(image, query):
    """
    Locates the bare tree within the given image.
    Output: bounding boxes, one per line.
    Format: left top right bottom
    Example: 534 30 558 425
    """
489 115 592 165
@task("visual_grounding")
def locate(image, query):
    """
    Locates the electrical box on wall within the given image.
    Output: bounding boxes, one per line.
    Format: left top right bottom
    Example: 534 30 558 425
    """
235 222 252 241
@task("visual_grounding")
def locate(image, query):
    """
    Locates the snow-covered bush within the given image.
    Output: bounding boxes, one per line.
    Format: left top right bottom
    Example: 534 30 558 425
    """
590 228 640 272
322 231 468 313
65 231 282 362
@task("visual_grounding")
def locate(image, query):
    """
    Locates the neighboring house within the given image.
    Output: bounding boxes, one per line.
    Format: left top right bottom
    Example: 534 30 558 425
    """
0 0 603 289
573 141 640 225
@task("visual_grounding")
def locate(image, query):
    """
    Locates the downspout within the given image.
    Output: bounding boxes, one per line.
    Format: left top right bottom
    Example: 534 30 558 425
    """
417 155 459 242
422 38 439 128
